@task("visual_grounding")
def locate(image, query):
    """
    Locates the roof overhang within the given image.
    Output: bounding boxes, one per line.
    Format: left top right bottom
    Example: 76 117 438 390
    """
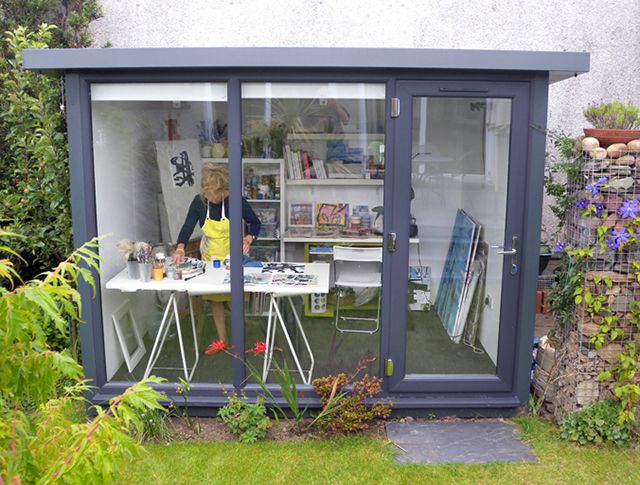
22 47 589 83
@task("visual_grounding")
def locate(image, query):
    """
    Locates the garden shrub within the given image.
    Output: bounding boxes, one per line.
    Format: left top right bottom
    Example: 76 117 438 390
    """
0 25 73 283
218 393 270 443
0 230 166 482
0 1 102 285
0 0 102 48
560 400 635 446
312 369 392 434
0 22 105 355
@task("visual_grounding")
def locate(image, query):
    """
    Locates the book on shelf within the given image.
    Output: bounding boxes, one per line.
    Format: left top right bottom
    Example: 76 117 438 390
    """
295 151 302 180
285 145 331 181
301 151 312 179
284 145 294 180
312 159 327 179
325 160 364 179
309 245 333 253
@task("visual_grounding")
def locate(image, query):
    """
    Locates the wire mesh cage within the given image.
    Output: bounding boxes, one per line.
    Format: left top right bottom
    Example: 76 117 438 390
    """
548 137 640 416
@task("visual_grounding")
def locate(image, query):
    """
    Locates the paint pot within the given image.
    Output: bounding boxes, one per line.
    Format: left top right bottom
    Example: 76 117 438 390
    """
139 262 153 282
127 260 139 279
152 264 164 281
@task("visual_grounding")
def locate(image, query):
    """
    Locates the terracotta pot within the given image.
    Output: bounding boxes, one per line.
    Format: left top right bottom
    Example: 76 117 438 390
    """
583 128 640 147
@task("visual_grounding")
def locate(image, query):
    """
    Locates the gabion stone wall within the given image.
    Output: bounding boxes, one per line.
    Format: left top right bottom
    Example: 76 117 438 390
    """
549 138 640 421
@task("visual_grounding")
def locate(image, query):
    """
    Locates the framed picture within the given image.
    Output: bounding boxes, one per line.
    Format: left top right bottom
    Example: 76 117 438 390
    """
289 203 314 227
111 300 146 373
316 202 349 227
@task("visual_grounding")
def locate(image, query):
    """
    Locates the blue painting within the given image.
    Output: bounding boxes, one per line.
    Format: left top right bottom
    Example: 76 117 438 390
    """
435 210 479 342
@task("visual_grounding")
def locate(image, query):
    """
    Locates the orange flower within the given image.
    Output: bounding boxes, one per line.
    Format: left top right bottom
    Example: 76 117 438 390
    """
205 339 231 355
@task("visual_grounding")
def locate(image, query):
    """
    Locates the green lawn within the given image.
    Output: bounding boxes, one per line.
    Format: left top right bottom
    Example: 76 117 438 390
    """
116 418 640 485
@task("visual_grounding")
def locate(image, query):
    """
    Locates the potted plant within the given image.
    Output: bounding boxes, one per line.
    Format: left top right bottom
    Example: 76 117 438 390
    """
583 100 640 146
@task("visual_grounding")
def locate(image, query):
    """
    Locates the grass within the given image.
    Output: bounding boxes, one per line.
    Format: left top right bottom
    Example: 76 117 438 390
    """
115 417 640 485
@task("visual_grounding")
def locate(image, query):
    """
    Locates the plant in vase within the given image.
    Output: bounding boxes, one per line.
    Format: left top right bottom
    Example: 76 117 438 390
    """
243 99 325 158
583 100 640 146
197 119 228 158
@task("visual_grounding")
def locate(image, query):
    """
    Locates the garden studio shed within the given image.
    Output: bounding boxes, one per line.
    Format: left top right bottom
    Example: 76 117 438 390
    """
23 47 589 414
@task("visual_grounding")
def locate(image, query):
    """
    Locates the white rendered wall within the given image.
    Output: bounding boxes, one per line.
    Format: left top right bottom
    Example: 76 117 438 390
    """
90 0 640 236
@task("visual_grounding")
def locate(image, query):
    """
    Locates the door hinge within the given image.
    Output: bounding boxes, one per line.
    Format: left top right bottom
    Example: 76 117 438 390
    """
387 232 397 252
391 98 400 118
385 358 394 377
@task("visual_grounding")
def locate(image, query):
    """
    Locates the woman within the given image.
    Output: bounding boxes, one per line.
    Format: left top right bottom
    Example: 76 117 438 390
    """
173 164 260 353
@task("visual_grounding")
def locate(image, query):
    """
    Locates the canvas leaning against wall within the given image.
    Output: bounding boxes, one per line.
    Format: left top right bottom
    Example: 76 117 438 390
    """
434 209 481 343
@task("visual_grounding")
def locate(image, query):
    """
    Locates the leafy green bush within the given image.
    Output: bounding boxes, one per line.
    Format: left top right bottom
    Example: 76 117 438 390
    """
0 231 166 482
560 400 635 446
0 1 103 286
218 393 270 443
0 25 72 283
0 0 102 48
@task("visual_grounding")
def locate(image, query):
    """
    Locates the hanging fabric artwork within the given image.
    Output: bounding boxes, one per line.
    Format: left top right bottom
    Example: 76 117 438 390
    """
155 139 203 242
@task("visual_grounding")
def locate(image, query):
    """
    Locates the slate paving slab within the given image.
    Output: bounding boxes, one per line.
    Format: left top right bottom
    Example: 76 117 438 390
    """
385 421 537 464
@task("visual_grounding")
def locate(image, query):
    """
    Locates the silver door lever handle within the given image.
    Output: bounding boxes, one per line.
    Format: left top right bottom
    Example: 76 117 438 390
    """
492 237 519 275
490 245 517 255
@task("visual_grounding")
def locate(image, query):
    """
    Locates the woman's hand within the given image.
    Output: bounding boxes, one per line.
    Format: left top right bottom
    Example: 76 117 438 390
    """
173 245 186 264
243 235 254 256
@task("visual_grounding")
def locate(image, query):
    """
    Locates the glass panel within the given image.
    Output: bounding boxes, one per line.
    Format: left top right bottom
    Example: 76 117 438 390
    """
241 82 386 383
406 97 512 375
92 82 232 383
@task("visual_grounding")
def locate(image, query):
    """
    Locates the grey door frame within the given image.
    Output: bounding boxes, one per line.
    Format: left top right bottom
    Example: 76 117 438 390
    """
384 80 531 394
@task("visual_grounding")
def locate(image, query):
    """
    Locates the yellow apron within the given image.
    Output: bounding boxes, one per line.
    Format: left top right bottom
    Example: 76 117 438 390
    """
200 199 231 302
200 198 230 262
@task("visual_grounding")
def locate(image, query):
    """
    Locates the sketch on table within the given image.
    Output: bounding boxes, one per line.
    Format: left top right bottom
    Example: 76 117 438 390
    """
271 274 317 286
223 273 273 285
261 262 305 274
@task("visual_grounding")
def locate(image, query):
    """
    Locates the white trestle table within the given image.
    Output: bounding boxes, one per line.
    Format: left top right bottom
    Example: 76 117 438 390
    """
106 262 330 384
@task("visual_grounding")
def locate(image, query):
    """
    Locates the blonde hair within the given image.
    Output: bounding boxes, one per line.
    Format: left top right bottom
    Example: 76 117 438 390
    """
200 163 228 202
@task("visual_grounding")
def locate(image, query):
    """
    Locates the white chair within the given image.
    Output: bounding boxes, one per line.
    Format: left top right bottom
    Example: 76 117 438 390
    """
333 246 383 334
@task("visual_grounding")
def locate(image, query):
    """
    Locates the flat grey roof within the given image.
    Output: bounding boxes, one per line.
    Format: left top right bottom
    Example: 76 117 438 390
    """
22 47 589 83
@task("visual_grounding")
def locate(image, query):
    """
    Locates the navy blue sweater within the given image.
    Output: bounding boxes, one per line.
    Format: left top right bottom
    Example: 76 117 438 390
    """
177 195 261 245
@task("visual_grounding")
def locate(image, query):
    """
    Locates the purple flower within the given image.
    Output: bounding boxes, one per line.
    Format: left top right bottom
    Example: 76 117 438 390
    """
585 184 599 197
607 227 630 250
618 199 640 219
552 242 567 253
596 177 608 185
576 198 590 210
593 202 605 217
